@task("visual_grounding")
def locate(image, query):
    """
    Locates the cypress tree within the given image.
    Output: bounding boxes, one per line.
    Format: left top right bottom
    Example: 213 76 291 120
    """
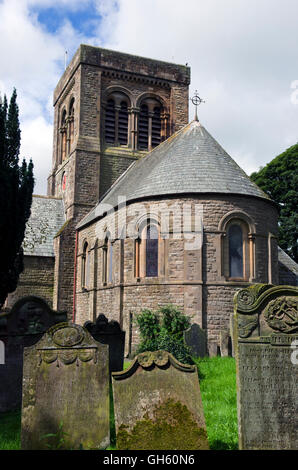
0 89 34 308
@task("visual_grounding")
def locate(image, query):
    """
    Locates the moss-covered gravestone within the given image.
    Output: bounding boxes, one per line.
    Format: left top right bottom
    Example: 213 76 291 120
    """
234 284 298 450
21 322 109 450
112 350 209 450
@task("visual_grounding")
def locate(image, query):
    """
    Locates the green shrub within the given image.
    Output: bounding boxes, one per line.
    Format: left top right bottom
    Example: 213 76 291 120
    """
135 305 192 364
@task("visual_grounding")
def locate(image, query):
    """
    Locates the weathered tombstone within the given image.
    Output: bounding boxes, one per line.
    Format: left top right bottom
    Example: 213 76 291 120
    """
208 341 218 357
112 350 209 450
234 284 298 450
84 313 125 373
21 322 110 450
183 323 207 358
220 329 232 357
0 296 66 412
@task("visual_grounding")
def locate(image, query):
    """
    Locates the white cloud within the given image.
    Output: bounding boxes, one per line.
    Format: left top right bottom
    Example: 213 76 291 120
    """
20 116 53 195
1 0 298 195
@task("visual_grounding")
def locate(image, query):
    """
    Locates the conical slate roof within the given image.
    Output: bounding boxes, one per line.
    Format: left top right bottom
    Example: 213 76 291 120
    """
77 120 271 229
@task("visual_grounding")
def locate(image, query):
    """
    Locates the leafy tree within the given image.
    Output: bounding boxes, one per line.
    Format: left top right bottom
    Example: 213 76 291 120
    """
250 144 298 263
135 305 192 364
0 89 34 308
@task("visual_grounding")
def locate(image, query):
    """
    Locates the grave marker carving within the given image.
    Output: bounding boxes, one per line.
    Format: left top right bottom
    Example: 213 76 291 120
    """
21 322 110 450
234 284 298 450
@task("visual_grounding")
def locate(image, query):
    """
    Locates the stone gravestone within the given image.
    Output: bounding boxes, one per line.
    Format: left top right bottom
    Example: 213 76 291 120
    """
21 322 110 450
219 329 232 357
183 323 207 358
234 284 298 450
112 350 209 450
0 296 66 412
84 313 125 373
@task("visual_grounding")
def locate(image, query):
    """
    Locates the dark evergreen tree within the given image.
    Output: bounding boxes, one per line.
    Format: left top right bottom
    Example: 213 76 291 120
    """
0 89 34 308
250 144 298 263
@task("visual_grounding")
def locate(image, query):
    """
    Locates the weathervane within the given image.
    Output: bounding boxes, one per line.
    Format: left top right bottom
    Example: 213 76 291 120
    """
191 90 205 121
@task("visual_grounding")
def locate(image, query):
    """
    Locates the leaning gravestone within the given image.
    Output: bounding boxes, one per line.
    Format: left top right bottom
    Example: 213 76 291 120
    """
234 284 298 450
21 322 109 450
84 313 125 373
183 323 207 357
112 350 209 450
0 296 66 412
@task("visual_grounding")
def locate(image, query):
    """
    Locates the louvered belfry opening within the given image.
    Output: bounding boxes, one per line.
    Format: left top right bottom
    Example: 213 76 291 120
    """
105 99 116 144
118 101 128 146
138 104 149 150
152 106 161 148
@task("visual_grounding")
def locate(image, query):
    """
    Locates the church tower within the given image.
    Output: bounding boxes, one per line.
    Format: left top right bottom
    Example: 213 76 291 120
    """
48 45 190 315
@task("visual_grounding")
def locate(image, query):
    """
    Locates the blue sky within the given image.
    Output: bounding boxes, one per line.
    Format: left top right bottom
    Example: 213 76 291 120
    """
0 0 297 195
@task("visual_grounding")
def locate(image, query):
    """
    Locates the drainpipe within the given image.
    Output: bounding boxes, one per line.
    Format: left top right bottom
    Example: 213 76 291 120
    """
72 230 78 323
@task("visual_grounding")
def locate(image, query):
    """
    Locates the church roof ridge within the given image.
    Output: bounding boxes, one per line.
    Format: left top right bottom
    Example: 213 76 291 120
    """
77 120 272 230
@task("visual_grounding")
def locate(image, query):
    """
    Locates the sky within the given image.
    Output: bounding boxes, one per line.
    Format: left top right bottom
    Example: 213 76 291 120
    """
1 0 298 195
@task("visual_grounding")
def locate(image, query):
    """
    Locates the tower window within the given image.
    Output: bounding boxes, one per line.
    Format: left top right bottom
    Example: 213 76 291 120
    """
137 98 164 151
60 110 67 163
138 104 149 150
105 99 116 144
69 98 75 151
104 93 129 146
151 106 162 148
118 101 128 146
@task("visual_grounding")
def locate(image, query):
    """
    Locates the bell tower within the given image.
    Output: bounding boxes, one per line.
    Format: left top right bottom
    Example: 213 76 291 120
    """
47 44 190 315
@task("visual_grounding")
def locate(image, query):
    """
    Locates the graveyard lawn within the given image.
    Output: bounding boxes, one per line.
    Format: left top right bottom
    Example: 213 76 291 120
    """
194 357 238 450
0 357 238 450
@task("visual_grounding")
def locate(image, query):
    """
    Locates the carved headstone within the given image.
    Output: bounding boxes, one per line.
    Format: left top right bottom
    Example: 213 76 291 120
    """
84 314 125 373
0 296 66 412
21 322 110 450
234 284 298 450
112 350 209 450
183 323 207 357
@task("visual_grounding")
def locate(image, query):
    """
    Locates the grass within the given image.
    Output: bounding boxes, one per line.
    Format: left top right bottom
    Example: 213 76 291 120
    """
194 357 238 450
0 357 238 450
0 410 21 450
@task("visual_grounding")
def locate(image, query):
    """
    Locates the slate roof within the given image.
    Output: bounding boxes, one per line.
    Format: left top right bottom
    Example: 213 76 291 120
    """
77 120 271 229
278 247 298 284
23 195 65 257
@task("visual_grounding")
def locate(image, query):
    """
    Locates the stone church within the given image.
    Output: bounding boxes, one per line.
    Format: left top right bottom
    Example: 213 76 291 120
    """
5 44 298 355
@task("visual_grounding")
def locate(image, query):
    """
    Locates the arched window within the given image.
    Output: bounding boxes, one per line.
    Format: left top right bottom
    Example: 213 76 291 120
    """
118 101 128 146
138 104 149 150
146 223 158 277
82 242 89 289
228 224 243 278
104 92 129 146
102 234 113 284
105 99 116 144
60 109 67 163
137 98 163 151
135 220 164 278
219 213 255 281
152 106 162 148
68 98 75 152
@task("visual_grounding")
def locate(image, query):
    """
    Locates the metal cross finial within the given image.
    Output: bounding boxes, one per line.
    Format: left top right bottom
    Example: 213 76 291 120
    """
191 90 205 121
